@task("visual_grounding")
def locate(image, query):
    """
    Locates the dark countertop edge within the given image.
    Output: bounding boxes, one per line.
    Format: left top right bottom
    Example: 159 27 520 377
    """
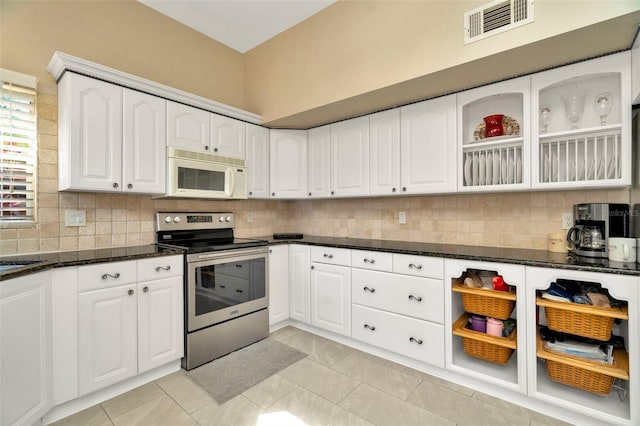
265 236 640 276
0 245 185 282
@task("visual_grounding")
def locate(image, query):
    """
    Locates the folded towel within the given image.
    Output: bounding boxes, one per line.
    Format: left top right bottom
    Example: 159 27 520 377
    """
587 292 610 308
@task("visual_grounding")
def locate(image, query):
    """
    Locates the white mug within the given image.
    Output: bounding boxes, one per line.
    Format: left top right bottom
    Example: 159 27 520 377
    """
608 237 636 262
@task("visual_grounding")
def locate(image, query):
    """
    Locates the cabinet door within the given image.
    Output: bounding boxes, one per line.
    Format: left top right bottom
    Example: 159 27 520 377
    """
307 125 331 198
270 129 307 199
311 263 351 336
0 271 52 426
331 116 369 197
123 89 166 194
211 114 246 158
246 123 270 198
137 276 183 374
78 284 137 396
289 244 310 323
369 109 401 196
58 72 123 191
269 245 290 325
166 101 210 152
400 95 456 194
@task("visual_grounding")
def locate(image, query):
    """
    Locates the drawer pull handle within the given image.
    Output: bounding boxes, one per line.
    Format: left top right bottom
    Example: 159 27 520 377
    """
127 289 134 296
235 264 243 268
408 263 422 270
408 295 422 302
236 289 243 293
363 258 375 264
323 253 334 259
102 272 120 280
220 285 226 289
364 324 376 331
363 286 376 293
409 337 423 345
155 265 171 272
143 286 149 293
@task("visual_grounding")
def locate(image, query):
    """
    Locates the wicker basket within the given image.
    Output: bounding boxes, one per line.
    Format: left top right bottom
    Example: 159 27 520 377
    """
544 307 614 341
462 336 515 365
460 292 515 320
545 359 614 395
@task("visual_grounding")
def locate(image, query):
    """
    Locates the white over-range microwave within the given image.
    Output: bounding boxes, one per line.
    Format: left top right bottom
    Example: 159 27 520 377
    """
163 147 248 199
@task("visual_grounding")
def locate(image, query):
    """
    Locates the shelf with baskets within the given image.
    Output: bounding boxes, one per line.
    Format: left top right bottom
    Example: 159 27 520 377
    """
526 267 639 426
531 51 631 189
445 260 526 393
457 76 529 192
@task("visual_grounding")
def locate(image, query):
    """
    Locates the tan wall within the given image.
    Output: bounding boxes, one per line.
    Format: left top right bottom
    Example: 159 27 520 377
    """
244 0 640 126
0 0 245 107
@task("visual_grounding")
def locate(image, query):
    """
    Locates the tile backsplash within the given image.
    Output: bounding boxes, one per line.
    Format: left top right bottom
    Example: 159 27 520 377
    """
0 93 631 256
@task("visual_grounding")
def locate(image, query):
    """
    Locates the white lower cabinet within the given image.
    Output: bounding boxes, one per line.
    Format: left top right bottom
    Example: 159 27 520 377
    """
72 256 183 397
289 244 311 323
0 271 52 426
269 245 290 325
352 304 444 367
310 262 351 336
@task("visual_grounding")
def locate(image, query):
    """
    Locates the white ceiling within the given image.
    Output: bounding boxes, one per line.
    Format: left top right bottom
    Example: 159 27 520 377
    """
138 0 336 53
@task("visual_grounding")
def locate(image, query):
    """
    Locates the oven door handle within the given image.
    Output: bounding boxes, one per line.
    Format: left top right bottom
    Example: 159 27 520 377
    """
190 247 268 262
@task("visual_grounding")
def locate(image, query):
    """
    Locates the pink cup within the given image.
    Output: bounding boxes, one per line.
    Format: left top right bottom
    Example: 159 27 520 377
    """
486 318 504 337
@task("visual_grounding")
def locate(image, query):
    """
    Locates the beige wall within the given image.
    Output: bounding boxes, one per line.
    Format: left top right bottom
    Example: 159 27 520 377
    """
0 0 245 107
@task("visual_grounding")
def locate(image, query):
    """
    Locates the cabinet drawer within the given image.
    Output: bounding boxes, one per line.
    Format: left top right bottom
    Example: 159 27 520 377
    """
351 269 443 323
137 255 183 282
393 254 443 279
352 304 444 367
351 250 392 272
78 260 137 292
310 246 351 266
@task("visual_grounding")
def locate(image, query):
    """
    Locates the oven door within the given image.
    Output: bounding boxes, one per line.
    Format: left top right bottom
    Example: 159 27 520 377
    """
186 247 268 332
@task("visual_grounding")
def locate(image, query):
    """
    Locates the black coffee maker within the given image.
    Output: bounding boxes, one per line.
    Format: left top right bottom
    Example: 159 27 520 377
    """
567 203 629 258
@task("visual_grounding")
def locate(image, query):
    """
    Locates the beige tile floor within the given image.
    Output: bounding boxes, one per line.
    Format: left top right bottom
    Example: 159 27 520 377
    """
53 327 573 426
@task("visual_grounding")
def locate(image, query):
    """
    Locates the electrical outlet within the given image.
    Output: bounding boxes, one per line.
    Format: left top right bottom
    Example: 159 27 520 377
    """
64 209 86 227
399 211 407 225
561 213 573 230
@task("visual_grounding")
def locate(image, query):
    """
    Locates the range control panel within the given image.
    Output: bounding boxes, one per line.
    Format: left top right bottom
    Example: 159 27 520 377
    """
156 212 235 231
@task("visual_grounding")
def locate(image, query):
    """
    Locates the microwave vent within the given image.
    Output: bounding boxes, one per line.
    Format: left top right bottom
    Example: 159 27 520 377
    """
168 146 246 167
464 0 534 44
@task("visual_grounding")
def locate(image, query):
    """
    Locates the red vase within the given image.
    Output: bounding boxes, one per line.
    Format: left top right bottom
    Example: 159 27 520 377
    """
483 114 504 138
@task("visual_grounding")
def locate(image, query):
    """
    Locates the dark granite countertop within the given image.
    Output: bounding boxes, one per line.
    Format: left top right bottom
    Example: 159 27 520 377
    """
263 235 640 276
0 244 184 281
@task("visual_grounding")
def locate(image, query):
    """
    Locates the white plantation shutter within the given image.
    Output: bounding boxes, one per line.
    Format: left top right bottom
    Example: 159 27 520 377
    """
0 69 37 227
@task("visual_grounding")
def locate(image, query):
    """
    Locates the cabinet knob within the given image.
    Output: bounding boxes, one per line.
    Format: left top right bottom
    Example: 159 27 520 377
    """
311 265 315 270
155 265 171 272
102 272 120 280
272 192 275 196
363 286 375 293
331 191 335 195
402 187 407 192
409 337 423 345
408 263 422 270
249 191 253 195
408 294 423 302
205 146 209 150
113 182 119 189
214 147 218 152
128 289 134 296
143 286 149 293
364 324 376 331
269 249 272 253
127 183 133 189
392 188 396 192
309 192 312 196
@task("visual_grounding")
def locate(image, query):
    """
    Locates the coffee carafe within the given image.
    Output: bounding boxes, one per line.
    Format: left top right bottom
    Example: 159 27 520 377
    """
567 203 629 258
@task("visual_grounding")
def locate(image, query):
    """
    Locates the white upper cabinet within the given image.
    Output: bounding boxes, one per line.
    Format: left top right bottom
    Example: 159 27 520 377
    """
210 114 246 159
330 116 370 197
531 51 631 189
246 123 270 199
58 73 123 192
58 73 165 194
166 101 210 152
369 109 401 196
122 89 166 194
307 125 331 198
457 77 530 192
400 95 457 194
270 129 307 199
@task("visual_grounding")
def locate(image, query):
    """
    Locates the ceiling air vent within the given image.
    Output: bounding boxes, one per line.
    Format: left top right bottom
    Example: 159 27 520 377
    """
464 0 534 44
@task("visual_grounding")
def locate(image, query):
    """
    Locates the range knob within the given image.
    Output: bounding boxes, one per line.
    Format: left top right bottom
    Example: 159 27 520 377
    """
164 216 172 223
173 216 181 223
225 216 232 222
218 216 225 222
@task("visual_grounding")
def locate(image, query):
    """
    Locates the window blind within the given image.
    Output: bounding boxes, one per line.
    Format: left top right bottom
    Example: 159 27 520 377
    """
0 69 37 227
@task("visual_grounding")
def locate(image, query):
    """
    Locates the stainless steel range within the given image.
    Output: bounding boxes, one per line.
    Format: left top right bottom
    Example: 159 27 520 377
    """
156 212 269 370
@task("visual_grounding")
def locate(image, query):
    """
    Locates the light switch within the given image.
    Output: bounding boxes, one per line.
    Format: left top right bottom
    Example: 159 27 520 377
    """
399 211 407 224
65 209 86 227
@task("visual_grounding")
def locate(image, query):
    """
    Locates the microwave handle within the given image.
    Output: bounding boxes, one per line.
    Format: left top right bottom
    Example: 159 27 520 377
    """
227 167 235 197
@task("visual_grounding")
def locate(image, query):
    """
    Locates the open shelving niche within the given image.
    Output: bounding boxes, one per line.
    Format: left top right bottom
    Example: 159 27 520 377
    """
525 267 639 426
444 259 527 394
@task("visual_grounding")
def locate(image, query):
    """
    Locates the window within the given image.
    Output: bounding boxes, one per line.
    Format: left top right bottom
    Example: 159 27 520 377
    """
0 69 37 228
